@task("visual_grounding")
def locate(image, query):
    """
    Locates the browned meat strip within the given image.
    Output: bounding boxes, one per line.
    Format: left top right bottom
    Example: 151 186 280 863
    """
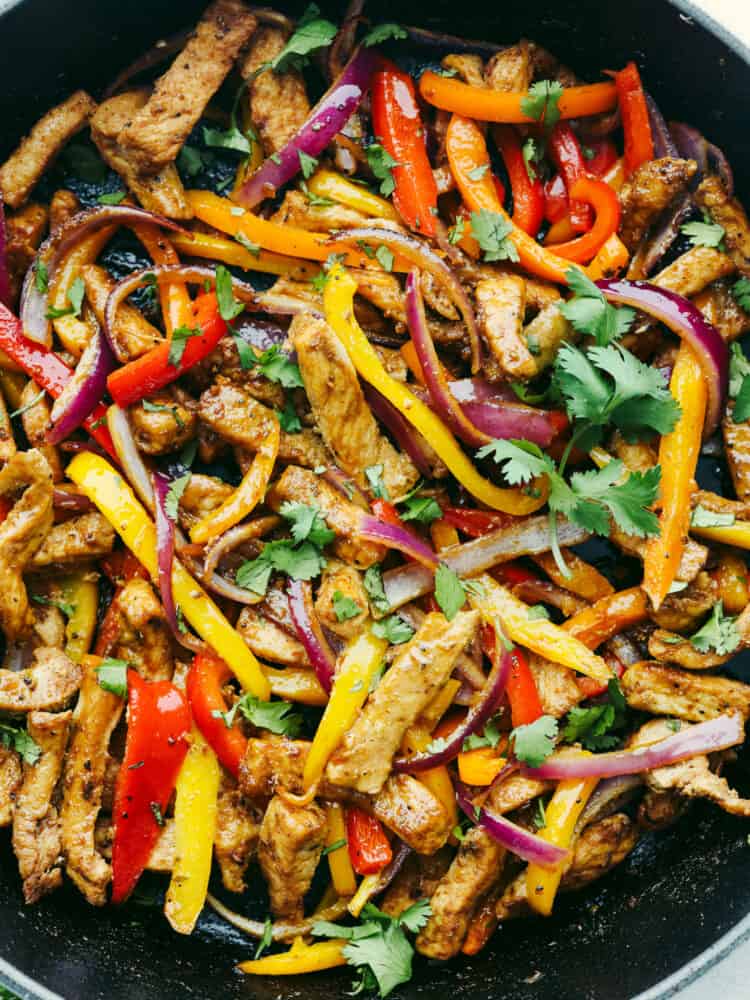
0 746 21 826
237 605 309 666
90 91 191 219
529 654 584 717
647 629 729 670
621 661 750 722
0 91 97 209
291 313 418 498
485 41 533 91
214 775 260 893
30 511 115 568
118 1 257 173
49 189 79 233
61 657 123 905
380 848 453 918
442 53 485 87
0 648 80 713
12 710 71 903
695 175 750 276
610 523 707 585
723 406 750 500
5 202 47 302
487 773 553 814
271 190 376 233
81 264 162 362
651 246 735 297
326 611 479 794
649 571 717 632
19 381 62 483
638 789 686 830
177 473 233 531
315 560 369 640
696 280 750 342
129 389 197 455
100 579 173 681
240 27 310 156
239 736 310 797
646 747 750 817
269 465 384 569
523 302 573 372
0 382 16 466
475 275 536 380
619 158 697 252
257 794 327 920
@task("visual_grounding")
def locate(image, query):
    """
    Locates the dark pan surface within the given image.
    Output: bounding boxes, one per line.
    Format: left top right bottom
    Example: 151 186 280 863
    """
2 1 750 997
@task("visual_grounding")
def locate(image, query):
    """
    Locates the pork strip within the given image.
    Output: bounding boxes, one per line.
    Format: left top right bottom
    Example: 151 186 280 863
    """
240 26 310 155
29 511 115 568
695 174 750 276
257 794 327 920
475 275 536 380
0 746 21 827
0 648 81 713
214 775 260 893
81 264 162 362
618 157 697 252
621 661 750 722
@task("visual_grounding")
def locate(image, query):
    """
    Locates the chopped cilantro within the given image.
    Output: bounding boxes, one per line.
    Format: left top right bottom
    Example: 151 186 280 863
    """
681 215 726 249
520 80 564 127
254 916 273 960
399 495 442 524
511 715 558 768
364 564 390 614
690 505 735 529
98 189 126 205
561 678 627 751
276 396 302 433
254 344 303 388
434 563 466 621
0 721 41 765
34 260 49 295
217 692 303 736
150 802 165 827
689 601 741 655
521 137 542 181
365 463 390 500
298 150 318 179
375 245 394 272
45 276 85 320
533 797 547 830
202 124 253 156
366 143 398 198
215 264 245 323
235 232 262 257
164 472 191 520
558 267 635 346
729 342 750 423
142 399 185 430
332 590 362 622
462 715 503 751
279 501 335 547
177 144 205 177
269 4 337 73
372 614 414 645
732 277 750 313
469 209 519 263
31 593 75 618
362 22 407 46
95 658 129 698
167 325 201 367
447 215 465 245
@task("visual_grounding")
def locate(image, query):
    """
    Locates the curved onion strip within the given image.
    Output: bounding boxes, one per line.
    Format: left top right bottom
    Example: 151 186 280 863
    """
287 579 336 693
206 892 350 942
596 278 728 436
455 781 569 869
359 513 438 568
202 516 281 584
0 195 11 308
363 384 434 478
180 547 263 606
645 94 679 158
21 205 185 343
103 264 257 354
403 24 502 56
406 269 489 447
53 485 95 513
321 464 369 509
575 774 643 833
328 0 365 79
47 324 116 444
153 472 204 653
523 713 745 781
393 638 512 772
449 377 516 404
106 404 155 512
235 46 379 208
462 400 559 447
335 226 481 373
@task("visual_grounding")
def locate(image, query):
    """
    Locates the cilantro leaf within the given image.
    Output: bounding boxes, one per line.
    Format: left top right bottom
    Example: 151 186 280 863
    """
362 22 407 46
569 462 661 538
332 590 362 622
365 464 390 500
434 563 466 621
95 658 129 698
31 593 75 618
279 501 335 547
469 209 519 263
298 150 318 179
732 277 750 313
177 144 205 177
232 692 303 736
165 472 191 521
520 80 564 127
254 917 273 960
372 614 414 645
255 345 303 388
235 555 274 596
399 495 442 524
462 716 503 751
729 342 750 423
559 267 635 346
232 332 257 370
276 396 302 433
343 919 414 997
681 217 726 249
235 232 262 257
364 564 391 614
45 276 86 320
689 601 741 655
397 899 431 934
447 215 465 245
0 721 41 765
511 715 558 767
375 245 394 272
203 124 253 155
98 189 126 205
34 260 49 295
561 678 627 751
366 143 398 197
167 325 201 367
142 399 184 429
215 264 245 323
270 4 337 73
522 137 542 181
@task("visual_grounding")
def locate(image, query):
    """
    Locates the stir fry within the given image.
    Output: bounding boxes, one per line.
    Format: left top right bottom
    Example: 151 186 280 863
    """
1 0 750 994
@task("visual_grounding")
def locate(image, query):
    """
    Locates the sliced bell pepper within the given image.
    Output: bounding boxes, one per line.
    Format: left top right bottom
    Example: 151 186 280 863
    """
107 290 227 408
239 938 347 976
170 231 318 281
531 551 614 602
525 770 599 916
302 627 388 789
190 414 280 543
60 571 99 663
370 498 403 527
323 265 548 514
458 745 507 786
493 562 538 587
643 344 706 609
585 138 619 178
67 451 271 699
308 169 399 222
586 233 630 280
614 62 654 176
482 624 543 727
50 224 117 355
562 586 648 648
469 574 611 683
131 223 192 335
430 517 459 551
544 215 577 245
372 62 439 236
346 807 392 875
419 72 618 123
711 552 750 614
401 723 457 828
111 670 191 903
692 519 750 551
0 301 115 456
493 125 545 236
347 873 382 917
542 176 621 263
262 664 328 706
441 506 516 538
164 726 220 934
325 803 357 897
548 123 592 232
100 549 149 585
447 114 506 215
544 173 569 224
187 652 248 777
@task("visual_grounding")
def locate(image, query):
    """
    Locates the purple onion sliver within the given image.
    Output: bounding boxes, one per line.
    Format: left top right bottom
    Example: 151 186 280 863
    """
235 46 380 209
645 94 678 158
153 471 201 652
359 513 439 569
364 384 434 478
462 400 556 447
47 326 116 444
287 579 336 693
0 195 12 309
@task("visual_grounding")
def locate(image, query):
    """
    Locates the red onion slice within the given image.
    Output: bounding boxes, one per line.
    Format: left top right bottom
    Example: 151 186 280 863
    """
596 278 728 436
336 226 482 373
462 400 559 447
363 384 434 478
449 378 516 404
393 638 511 772
0 195 12 309
47 325 116 444
455 781 569 869
107 404 155 512
522 713 745 781
153 471 203 652
235 46 380 209
287 579 336 693
359 513 438 568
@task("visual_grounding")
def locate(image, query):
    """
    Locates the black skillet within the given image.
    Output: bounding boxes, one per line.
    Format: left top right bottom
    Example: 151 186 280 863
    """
2 0 750 997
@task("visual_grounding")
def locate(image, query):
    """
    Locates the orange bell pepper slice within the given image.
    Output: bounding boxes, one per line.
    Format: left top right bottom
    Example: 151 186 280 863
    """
562 587 649 648
458 746 507 786
345 807 393 875
543 176 621 263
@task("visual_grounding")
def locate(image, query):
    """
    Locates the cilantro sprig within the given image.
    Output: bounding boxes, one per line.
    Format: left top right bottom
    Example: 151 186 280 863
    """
689 601 741 656
729 342 750 423
0 721 41 765
559 268 635 346
469 209 519 263
366 143 398 197
214 692 303 736
520 80 564 128
561 678 628 751
236 502 333 596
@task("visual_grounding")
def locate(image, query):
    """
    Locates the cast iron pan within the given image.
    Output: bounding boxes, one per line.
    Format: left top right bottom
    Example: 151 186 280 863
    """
2 0 750 997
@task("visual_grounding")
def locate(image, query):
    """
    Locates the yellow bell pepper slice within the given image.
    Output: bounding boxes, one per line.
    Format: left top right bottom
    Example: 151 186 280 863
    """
171 231 319 281
323 265 547 514
308 169 399 221
457 747 507 786
325 803 357 897
468 574 611 683
691 520 750 549
526 772 598 916
0 370 25 410
131 223 193 335
66 452 270 699
643 344 706 610
50 225 117 354
164 728 220 934
190 414 280 543
401 724 457 828
239 938 348 975
302 627 388 789
60 572 99 662
262 665 328 706
347 873 381 917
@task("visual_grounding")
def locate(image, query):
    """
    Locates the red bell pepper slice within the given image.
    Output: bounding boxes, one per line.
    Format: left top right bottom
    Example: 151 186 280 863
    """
111 671 190 903
346 806 393 875
493 561 538 587
107 290 227 408
187 652 248 778
584 138 619 178
614 62 654 176
544 173 569 224
482 625 542 727
370 498 403 527
543 176 621 263
441 506 516 538
548 122 593 232
371 61 439 237
494 126 545 237
0 301 115 456
100 549 149 586
577 653 624 700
